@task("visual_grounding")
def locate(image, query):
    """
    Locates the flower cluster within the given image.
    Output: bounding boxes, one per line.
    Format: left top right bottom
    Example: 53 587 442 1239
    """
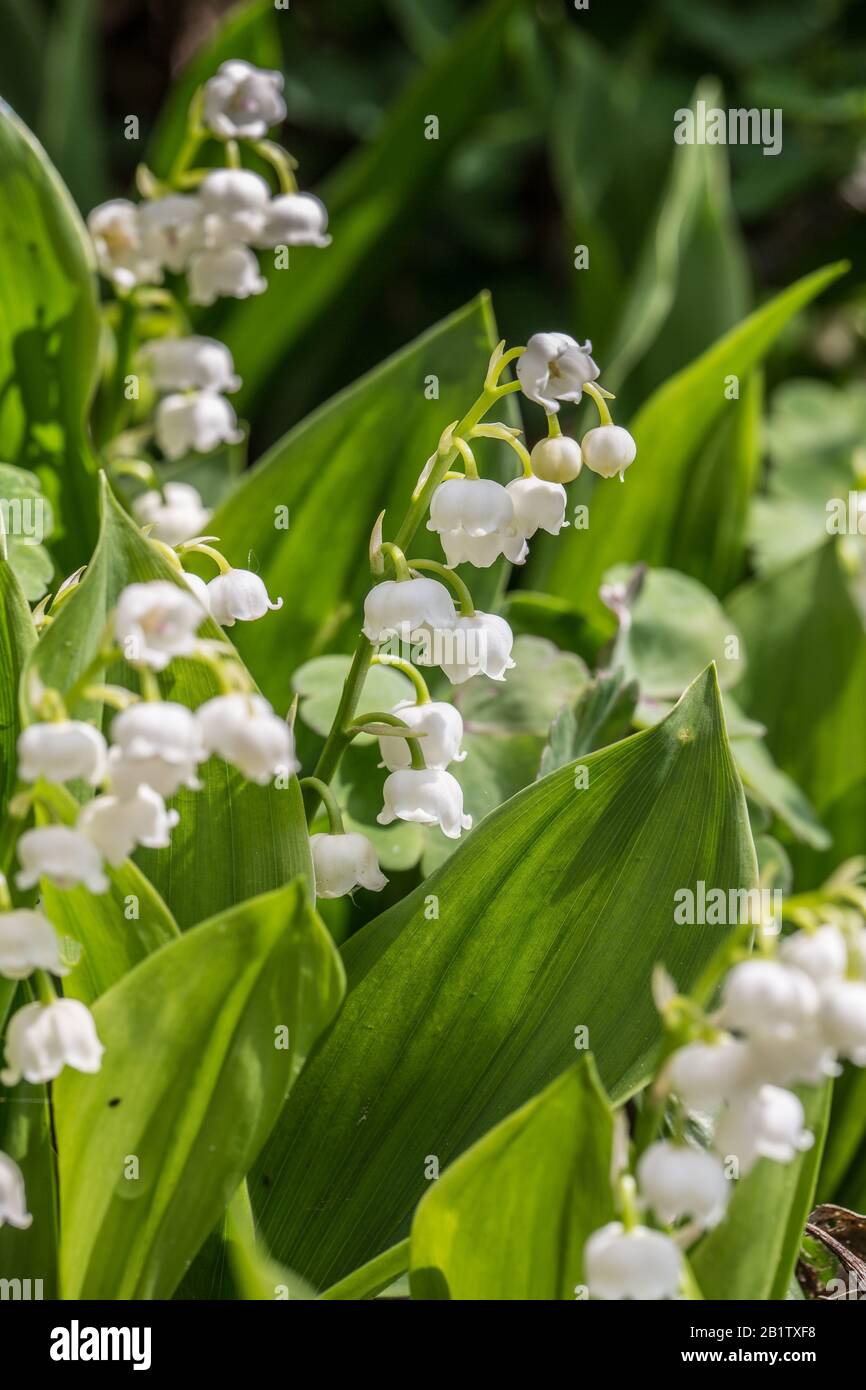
354 332 637 845
582 921 866 1300
87 61 329 304
87 62 331 526
0 570 293 1227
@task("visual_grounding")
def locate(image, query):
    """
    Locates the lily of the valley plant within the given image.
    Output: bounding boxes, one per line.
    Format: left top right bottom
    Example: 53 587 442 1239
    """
0 45 863 1308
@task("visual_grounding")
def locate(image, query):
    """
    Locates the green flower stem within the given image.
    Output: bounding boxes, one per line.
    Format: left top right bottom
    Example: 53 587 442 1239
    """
83 684 140 712
408 557 475 617
300 777 345 834
0 872 11 912
394 378 515 552
64 643 124 712
252 139 299 194
306 361 521 818
583 381 613 427
471 422 532 477
179 542 231 574
33 969 57 1005
318 1237 410 1301
372 654 430 704
139 667 162 702
350 711 425 770
97 294 138 448
546 412 562 438
379 542 411 581
225 139 242 169
618 1174 640 1232
223 1181 272 1302
168 99 205 186
453 436 479 478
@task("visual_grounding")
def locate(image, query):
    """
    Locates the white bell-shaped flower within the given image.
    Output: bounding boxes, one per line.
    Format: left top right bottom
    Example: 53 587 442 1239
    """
819 979 866 1065
310 832 388 899
529 435 582 483
108 701 206 799
0 909 68 980
362 577 457 647
199 169 271 246
133 481 212 547
140 335 240 394
779 924 849 985
1 998 104 1087
427 478 527 568
256 193 331 248
378 700 466 772
715 1085 813 1175
79 786 179 866
15 825 108 895
196 693 299 785
138 194 203 273
187 243 267 306
17 720 107 787
584 1222 683 1301
637 1141 730 1231
516 332 599 413
87 199 161 290
721 958 819 1040
438 611 515 685
506 476 568 538
746 1025 840 1088
206 568 282 626
0 1152 32 1229
581 425 637 480
183 571 211 612
666 1037 752 1111
202 59 287 140
378 767 471 839
115 580 205 670
155 391 243 461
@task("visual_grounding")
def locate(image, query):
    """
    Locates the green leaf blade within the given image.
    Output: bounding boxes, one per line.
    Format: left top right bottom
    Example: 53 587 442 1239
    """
55 878 345 1300
252 665 757 1287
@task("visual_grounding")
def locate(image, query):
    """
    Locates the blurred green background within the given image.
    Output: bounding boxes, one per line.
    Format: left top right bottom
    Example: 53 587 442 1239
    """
4 0 864 456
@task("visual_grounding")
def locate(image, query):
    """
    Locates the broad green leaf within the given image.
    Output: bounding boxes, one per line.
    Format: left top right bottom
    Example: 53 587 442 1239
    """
55 878 345 1299
34 782 179 1005
748 379 866 577
605 566 745 698
0 556 35 821
538 668 638 777
24 476 312 928
727 542 866 883
0 463 54 600
0 1075 57 1299
691 1082 831 1300
544 263 848 623
820 1064 866 1203
214 0 522 410
38 0 108 210
410 1058 615 1300
731 737 831 854
668 369 762 595
147 0 282 178
0 105 100 570
604 80 750 397
251 666 757 1286
207 295 518 707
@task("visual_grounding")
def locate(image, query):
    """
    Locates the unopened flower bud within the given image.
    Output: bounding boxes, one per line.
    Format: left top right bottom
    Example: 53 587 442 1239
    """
529 435 582 483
